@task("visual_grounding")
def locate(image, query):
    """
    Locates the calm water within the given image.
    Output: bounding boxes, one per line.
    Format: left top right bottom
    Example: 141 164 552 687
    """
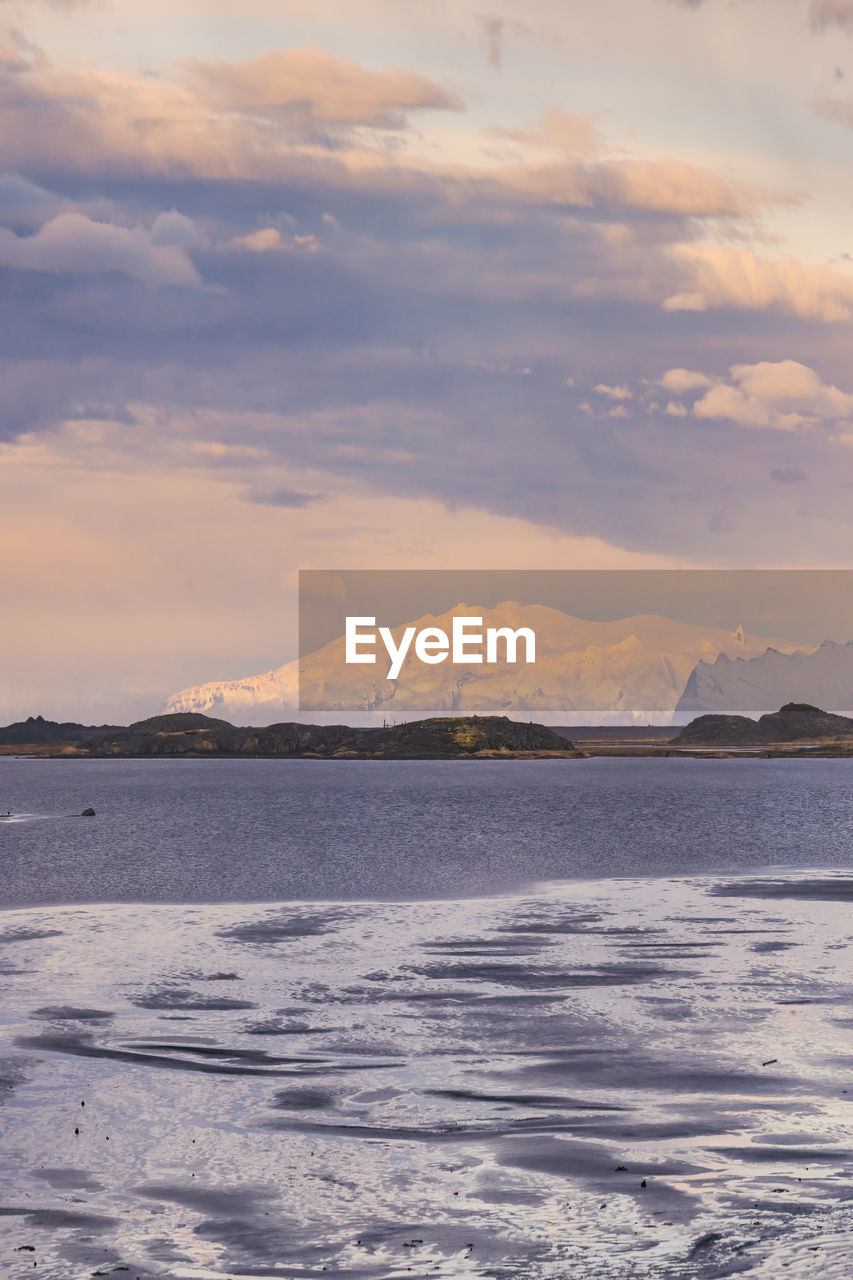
1 759 852 1279
1 756 853 906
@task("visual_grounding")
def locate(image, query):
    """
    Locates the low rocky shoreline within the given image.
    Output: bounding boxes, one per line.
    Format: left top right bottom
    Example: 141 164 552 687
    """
3 704 853 759
0 712 584 760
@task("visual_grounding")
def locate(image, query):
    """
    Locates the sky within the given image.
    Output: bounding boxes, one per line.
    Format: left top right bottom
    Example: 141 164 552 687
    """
4 0 853 720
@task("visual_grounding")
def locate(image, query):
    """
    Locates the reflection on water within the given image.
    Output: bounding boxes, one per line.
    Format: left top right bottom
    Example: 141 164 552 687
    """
0 873 851 1278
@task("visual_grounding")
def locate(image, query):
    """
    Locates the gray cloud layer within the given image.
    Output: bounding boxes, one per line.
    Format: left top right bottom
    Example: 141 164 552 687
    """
1 28 853 564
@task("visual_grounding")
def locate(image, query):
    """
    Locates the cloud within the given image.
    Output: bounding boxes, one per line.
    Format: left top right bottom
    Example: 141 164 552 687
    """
692 360 853 430
733 358 853 413
593 158 778 217
243 484 322 507
668 244 853 322
594 383 633 399
693 381 775 428
498 112 795 218
0 173 60 225
665 401 689 416
229 228 284 252
0 43 796 236
11 371 850 582
227 227 319 252
809 1 853 32
0 212 202 285
660 368 713 393
0 44 463 181
662 291 707 312
579 239 853 325
149 209 206 251
181 46 464 131
0 12 850 577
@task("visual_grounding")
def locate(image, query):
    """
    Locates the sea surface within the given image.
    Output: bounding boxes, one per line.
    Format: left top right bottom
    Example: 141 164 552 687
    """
0 758 851 1278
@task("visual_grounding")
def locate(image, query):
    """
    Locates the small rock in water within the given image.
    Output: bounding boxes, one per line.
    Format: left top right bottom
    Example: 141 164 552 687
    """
81 808 96 817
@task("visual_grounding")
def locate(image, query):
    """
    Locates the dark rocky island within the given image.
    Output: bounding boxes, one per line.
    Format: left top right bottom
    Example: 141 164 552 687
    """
7 704 853 759
673 702 853 746
1 713 582 760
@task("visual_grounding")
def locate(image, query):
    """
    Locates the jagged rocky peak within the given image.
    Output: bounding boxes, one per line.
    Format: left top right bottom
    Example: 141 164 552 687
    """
675 636 853 718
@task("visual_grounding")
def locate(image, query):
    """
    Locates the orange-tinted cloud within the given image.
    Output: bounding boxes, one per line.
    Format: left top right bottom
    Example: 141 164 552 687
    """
668 245 853 322
0 43 463 180
0 44 795 234
693 360 853 430
182 46 463 127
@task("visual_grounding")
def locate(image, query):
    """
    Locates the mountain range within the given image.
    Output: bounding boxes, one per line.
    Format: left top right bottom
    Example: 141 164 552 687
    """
164 601 780 725
675 639 853 717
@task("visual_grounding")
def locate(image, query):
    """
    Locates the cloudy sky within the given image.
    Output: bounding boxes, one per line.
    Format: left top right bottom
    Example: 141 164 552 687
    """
4 0 853 720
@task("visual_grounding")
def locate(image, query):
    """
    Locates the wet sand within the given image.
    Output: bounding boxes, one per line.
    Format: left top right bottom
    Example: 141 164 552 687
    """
0 872 851 1277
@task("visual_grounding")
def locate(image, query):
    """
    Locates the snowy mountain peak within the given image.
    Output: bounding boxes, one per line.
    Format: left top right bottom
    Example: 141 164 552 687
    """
164 602 787 726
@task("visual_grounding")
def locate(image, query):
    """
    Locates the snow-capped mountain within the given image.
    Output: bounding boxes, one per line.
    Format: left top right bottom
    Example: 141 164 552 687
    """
164 601 784 725
164 663 300 724
675 639 853 718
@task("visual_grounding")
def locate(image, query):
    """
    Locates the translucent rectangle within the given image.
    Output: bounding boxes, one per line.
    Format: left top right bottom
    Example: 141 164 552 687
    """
298 569 853 724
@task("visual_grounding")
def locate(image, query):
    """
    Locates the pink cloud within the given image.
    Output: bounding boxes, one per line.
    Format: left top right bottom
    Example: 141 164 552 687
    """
0 212 202 285
182 46 464 127
692 360 853 430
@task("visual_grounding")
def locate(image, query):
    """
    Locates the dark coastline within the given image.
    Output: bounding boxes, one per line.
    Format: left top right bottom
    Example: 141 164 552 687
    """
4 705 853 760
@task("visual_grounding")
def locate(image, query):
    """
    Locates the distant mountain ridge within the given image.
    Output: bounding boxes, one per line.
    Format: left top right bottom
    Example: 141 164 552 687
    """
675 639 853 718
164 602 781 726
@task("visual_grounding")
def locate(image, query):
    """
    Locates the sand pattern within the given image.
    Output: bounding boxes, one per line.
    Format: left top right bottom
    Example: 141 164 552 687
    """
0 873 851 1278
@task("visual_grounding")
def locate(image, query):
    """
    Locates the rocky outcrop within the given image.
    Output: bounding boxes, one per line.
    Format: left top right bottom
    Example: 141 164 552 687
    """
674 702 853 745
0 715 120 745
74 715 578 759
128 713 233 733
672 714 760 746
